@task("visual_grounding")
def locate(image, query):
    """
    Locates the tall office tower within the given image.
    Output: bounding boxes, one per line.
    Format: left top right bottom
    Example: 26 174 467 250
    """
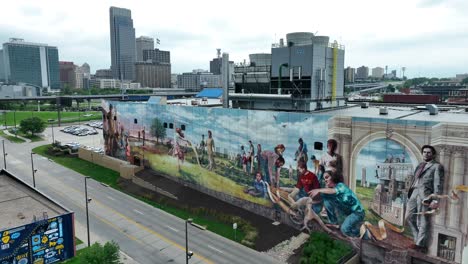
356 66 369 79
75 63 91 89
344 67 355 83
2 38 60 91
110 6 136 81
136 36 154 62
0 49 5 81
372 67 384 78
59 61 76 88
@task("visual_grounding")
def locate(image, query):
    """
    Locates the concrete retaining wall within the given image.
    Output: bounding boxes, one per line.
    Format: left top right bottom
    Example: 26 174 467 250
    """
78 148 141 179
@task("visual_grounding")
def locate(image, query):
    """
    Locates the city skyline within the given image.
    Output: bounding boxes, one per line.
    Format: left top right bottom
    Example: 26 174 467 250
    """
1 0 467 78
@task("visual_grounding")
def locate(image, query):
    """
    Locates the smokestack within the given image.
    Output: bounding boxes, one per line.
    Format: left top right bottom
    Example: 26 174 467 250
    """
222 52 229 108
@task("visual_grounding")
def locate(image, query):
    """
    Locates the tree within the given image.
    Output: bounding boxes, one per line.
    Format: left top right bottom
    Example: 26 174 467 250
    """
19 117 46 136
151 118 166 143
462 77 468 85
80 241 121 264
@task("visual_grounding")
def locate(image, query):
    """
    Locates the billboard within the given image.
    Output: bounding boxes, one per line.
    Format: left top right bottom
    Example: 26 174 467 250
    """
0 213 75 264
102 100 467 263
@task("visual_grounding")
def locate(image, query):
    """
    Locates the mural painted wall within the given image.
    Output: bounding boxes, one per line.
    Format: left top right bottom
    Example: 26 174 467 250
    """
0 213 75 264
102 100 468 263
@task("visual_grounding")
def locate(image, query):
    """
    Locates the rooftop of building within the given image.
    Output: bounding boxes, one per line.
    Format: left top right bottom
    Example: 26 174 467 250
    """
3 38 55 48
0 170 69 231
315 104 468 123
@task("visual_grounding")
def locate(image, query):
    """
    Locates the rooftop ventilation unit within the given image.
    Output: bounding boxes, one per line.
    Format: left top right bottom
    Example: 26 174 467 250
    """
361 102 369 109
426 104 438 115
379 107 388 115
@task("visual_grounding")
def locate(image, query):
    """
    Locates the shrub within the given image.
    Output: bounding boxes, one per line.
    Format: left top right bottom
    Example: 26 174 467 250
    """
80 241 121 264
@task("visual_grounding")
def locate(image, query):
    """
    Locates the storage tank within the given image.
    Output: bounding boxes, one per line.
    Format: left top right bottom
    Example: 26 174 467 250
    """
286 32 314 46
313 36 329 46
249 53 272 66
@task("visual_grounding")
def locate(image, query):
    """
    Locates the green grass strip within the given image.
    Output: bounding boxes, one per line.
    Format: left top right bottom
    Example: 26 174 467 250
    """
0 130 26 143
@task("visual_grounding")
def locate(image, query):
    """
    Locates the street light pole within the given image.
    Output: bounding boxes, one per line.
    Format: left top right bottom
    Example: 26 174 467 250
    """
13 110 17 138
186 218 193 264
48 119 55 144
85 176 91 247
2 140 7 169
30 152 36 187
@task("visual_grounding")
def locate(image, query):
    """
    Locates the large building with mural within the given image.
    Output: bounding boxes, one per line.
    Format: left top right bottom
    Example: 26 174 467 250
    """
102 99 468 263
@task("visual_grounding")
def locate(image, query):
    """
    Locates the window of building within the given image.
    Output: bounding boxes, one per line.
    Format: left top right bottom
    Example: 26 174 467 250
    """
181 124 186 131
437 234 456 261
314 142 323 150
164 122 168 128
134 119 138 124
169 123 173 129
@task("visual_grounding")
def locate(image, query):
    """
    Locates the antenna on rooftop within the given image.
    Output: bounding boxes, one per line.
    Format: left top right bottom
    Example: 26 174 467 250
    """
217 49 221 59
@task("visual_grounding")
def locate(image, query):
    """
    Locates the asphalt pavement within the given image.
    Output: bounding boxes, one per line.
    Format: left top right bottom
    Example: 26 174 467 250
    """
1 126 282 264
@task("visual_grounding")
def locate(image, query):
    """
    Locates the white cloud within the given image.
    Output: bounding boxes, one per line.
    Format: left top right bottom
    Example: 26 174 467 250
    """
8 1 464 79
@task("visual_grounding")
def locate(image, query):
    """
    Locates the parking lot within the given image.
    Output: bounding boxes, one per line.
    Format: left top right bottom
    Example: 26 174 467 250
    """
43 122 104 150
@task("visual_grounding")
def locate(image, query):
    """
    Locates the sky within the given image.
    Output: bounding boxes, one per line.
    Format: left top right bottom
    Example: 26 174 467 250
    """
2 0 468 78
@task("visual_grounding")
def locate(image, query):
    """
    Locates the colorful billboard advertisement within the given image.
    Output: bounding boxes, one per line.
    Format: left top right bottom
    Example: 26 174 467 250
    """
0 213 75 264
102 100 467 263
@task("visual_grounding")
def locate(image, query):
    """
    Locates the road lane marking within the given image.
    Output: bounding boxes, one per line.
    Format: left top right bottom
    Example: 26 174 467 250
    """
106 195 115 201
165 225 179 232
58 182 214 264
134 209 144 215
207 245 223 253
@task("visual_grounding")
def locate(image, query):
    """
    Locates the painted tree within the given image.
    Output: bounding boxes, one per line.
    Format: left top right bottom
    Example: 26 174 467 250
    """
19 117 46 136
151 117 166 143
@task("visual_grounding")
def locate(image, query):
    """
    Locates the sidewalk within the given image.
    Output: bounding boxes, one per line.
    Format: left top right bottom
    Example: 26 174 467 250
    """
2 128 31 143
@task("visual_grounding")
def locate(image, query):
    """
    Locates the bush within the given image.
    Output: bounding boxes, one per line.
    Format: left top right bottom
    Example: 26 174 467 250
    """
300 232 353 264
80 241 121 264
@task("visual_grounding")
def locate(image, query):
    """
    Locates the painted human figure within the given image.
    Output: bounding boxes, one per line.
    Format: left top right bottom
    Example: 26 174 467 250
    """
320 139 343 181
256 144 263 173
308 170 365 237
172 128 190 171
241 145 247 173
198 134 206 164
260 144 285 188
405 145 444 252
206 130 215 171
244 172 267 198
248 140 255 174
102 104 116 155
295 138 308 166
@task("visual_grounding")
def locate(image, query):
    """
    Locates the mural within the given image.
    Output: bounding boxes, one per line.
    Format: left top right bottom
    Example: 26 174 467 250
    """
102 100 468 263
0 213 75 264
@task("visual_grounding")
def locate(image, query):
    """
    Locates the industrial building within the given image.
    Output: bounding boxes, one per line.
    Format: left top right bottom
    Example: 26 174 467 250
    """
109 6 136 81
135 62 171 88
1 38 60 91
232 32 345 111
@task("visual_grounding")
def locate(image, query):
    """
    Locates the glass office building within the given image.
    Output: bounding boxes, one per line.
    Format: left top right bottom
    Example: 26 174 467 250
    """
2 38 60 90
110 6 136 81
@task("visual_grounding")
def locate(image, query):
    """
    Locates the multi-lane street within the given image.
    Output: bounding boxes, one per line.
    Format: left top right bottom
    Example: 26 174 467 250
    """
1 126 281 264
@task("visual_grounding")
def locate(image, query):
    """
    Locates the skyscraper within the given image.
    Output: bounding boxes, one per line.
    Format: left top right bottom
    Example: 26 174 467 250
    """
136 36 154 62
2 38 60 91
109 6 136 81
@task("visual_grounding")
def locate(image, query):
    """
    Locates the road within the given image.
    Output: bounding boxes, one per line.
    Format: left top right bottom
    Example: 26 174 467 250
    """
1 127 281 264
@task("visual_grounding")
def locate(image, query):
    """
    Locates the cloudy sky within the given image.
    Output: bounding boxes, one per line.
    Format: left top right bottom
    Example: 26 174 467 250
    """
2 0 468 78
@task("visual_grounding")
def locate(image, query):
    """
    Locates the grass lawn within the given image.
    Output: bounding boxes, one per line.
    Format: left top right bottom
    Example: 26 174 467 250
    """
0 111 101 126
75 237 83 246
0 130 26 143
8 129 44 142
356 185 382 224
33 144 250 244
32 145 120 188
